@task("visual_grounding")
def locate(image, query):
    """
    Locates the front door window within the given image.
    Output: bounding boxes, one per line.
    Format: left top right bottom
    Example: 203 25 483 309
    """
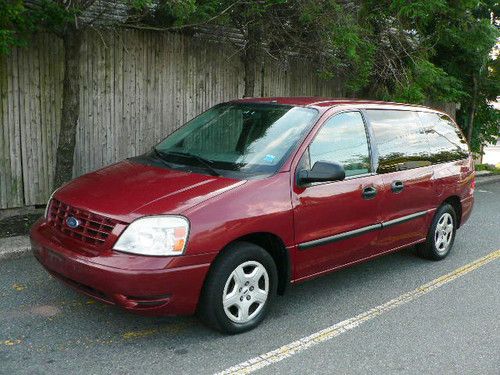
303 112 371 178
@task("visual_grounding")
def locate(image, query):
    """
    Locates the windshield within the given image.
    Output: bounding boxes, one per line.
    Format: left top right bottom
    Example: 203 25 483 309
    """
153 103 318 178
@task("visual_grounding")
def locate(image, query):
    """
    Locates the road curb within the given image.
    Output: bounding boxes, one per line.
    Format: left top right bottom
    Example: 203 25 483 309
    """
0 235 31 261
0 176 498 262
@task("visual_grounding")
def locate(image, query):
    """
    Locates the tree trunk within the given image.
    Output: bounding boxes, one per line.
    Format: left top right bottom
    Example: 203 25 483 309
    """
466 73 478 145
242 23 262 98
54 28 83 188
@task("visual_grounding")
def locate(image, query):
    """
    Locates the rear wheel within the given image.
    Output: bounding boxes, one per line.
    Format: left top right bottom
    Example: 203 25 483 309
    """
417 204 457 260
198 241 277 334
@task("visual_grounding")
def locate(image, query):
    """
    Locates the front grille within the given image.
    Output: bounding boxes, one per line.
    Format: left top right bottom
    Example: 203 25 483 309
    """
47 198 120 247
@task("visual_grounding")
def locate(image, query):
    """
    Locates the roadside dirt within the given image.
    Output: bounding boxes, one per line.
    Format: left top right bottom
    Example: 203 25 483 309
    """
0 213 41 238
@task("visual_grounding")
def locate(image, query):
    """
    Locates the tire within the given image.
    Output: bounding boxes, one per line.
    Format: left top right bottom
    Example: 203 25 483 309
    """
417 203 457 261
198 241 278 334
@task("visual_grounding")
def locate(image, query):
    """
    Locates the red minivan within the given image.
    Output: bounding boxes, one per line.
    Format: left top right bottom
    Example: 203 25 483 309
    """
31 98 475 333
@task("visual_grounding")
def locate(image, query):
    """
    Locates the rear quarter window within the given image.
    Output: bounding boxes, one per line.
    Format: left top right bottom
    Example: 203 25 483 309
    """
417 112 470 163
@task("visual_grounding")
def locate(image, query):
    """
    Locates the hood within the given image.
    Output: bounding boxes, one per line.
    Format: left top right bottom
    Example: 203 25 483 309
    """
55 159 245 222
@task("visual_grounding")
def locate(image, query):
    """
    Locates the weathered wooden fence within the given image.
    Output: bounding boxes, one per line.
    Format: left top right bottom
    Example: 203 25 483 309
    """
0 30 344 209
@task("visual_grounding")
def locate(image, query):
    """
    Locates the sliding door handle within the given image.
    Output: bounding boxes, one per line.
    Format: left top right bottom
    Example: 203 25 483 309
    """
391 180 404 193
362 186 377 200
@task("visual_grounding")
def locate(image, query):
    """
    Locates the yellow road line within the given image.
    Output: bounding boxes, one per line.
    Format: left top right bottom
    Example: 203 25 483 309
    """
215 249 500 375
122 328 159 340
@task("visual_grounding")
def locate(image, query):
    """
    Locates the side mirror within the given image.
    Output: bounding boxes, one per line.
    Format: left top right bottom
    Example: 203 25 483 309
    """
298 161 345 185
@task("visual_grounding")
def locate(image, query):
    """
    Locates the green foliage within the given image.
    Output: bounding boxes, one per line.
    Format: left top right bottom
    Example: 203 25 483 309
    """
149 0 199 26
0 0 94 52
129 0 155 11
27 0 83 36
462 102 500 152
475 163 500 173
390 0 447 28
389 59 464 104
297 0 375 93
0 0 32 54
129 0 225 27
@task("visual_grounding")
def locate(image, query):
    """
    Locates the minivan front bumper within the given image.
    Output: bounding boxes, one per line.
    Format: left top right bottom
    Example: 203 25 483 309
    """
31 219 214 316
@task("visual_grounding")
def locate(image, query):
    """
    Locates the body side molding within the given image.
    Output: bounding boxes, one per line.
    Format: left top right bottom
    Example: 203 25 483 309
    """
298 210 429 250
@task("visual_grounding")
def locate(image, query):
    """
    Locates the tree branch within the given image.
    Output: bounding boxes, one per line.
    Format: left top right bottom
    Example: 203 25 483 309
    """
126 0 246 31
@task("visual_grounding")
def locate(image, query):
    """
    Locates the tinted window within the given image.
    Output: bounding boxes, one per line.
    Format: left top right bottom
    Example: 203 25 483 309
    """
305 112 370 177
367 110 431 173
418 112 469 163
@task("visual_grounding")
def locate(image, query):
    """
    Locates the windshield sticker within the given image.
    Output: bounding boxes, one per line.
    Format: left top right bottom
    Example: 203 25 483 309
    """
263 154 276 164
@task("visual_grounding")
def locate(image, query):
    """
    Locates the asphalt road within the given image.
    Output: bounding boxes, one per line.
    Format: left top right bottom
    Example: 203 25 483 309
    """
1 183 499 375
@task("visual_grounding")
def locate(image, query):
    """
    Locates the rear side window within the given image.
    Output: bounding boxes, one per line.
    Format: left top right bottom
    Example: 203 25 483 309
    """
306 112 371 177
366 110 431 173
418 112 469 163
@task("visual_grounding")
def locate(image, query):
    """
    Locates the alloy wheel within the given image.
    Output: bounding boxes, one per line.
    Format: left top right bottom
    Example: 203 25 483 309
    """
434 212 454 254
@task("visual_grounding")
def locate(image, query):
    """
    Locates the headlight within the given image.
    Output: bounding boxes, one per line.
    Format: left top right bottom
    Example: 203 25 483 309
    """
44 189 59 219
113 216 189 256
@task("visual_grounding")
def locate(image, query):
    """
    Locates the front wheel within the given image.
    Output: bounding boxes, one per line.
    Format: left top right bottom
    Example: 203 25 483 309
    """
417 204 457 260
198 241 278 334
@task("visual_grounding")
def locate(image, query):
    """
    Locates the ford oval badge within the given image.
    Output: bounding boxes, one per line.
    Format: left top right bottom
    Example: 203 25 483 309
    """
66 216 80 229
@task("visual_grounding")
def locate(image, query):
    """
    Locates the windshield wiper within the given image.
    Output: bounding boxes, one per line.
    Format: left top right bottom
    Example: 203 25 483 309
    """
151 147 175 169
164 151 220 176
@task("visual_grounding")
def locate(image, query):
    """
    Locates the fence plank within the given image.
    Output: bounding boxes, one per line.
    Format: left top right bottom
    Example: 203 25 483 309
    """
0 51 24 208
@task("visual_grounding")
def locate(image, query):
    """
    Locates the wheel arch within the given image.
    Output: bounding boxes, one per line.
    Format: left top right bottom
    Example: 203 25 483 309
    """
213 232 291 296
442 195 462 228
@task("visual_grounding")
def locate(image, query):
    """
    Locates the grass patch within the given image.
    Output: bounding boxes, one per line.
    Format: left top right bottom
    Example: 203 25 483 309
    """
475 163 500 174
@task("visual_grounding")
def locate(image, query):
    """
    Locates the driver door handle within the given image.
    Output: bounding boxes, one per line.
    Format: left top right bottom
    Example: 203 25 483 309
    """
391 180 404 193
362 186 378 200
